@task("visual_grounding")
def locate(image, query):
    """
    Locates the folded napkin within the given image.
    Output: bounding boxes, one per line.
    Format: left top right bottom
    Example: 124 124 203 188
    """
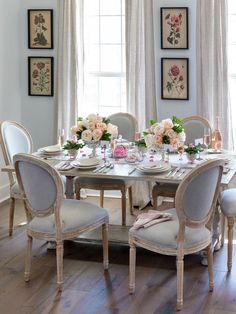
133 209 172 229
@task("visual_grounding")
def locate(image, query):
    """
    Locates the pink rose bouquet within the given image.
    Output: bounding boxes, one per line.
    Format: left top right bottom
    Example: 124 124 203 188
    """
71 114 118 142
143 116 185 149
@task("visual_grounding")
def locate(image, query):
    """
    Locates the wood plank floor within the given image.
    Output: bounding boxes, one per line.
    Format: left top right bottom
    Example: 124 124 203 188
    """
0 197 236 314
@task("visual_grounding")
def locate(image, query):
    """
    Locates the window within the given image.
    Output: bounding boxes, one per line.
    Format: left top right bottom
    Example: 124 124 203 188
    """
228 0 236 143
78 0 126 117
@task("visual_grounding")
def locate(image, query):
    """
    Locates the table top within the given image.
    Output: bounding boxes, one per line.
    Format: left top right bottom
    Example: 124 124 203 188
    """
2 149 236 187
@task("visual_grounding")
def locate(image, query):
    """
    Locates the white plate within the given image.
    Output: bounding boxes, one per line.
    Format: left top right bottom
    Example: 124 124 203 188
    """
40 145 62 153
207 149 222 154
137 163 171 173
71 158 101 168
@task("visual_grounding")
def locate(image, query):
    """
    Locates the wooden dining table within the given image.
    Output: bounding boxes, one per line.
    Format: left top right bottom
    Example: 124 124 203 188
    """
2 149 236 248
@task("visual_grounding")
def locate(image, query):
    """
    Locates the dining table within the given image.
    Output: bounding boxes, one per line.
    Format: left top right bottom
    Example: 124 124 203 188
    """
2 146 236 251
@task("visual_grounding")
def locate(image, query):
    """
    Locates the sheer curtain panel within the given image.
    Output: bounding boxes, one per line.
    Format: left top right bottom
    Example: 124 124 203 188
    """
196 0 234 150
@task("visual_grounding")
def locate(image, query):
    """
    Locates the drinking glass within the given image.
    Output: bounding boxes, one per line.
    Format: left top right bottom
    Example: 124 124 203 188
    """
177 143 185 160
203 133 210 150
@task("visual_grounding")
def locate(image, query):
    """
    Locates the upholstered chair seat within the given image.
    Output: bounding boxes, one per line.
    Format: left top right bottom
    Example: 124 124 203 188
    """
219 188 236 271
130 208 211 251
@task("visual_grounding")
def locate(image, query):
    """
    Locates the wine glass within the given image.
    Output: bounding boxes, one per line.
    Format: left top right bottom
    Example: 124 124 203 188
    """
177 143 185 160
203 133 210 150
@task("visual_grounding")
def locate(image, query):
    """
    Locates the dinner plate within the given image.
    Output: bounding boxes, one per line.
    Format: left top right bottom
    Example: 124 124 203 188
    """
137 162 171 173
40 145 63 153
207 149 222 154
71 158 101 168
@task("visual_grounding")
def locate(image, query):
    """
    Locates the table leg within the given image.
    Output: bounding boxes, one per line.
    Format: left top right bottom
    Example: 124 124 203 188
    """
65 176 75 199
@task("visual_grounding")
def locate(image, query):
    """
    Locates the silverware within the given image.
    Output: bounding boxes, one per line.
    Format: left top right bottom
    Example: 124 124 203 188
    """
165 168 175 177
103 164 114 173
93 164 106 173
128 167 136 175
176 168 186 178
170 167 181 177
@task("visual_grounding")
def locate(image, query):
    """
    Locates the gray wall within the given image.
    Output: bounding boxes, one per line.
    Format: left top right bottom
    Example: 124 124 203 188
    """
0 0 196 202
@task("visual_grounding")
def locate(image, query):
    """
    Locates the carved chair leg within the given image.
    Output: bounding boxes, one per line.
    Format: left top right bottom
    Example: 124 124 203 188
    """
102 223 109 270
129 241 136 294
176 254 184 311
128 186 133 215
206 243 214 291
24 234 33 282
100 190 104 207
23 200 32 223
9 197 15 236
121 188 127 226
220 213 225 247
56 241 64 291
227 217 234 272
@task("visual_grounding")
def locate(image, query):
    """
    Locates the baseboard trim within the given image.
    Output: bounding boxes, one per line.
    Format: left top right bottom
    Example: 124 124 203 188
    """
0 198 9 206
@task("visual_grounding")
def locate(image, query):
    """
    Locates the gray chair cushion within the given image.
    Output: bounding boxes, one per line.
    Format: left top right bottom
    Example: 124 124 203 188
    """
129 208 211 250
220 189 236 218
28 199 108 234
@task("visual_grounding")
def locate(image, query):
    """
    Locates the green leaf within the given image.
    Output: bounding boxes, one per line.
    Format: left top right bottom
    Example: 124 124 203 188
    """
149 119 157 125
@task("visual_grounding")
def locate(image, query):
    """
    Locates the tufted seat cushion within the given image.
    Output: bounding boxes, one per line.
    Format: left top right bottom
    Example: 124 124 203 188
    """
129 208 211 250
220 189 236 218
28 199 108 234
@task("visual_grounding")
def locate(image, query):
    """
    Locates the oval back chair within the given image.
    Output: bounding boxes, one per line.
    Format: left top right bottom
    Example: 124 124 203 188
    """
0 120 33 235
108 112 138 142
14 153 109 290
129 159 224 310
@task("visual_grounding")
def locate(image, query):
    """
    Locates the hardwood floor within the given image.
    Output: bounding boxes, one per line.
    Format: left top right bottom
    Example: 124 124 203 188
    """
0 197 236 314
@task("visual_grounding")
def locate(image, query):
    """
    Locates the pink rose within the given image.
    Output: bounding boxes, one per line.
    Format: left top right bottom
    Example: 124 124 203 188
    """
92 128 103 141
170 65 180 77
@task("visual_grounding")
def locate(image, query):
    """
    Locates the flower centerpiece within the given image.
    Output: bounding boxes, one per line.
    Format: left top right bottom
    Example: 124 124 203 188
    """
143 116 186 151
71 114 118 142
62 136 85 159
71 114 118 157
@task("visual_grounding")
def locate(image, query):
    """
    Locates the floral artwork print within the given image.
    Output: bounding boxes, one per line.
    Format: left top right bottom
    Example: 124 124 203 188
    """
166 64 185 96
29 57 53 96
28 10 53 49
161 8 188 49
33 13 48 46
162 58 188 100
165 13 182 47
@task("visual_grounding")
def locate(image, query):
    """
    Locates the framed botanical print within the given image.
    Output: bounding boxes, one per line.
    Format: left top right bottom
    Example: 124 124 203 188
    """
28 57 54 96
161 58 189 100
28 9 53 49
161 7 188 49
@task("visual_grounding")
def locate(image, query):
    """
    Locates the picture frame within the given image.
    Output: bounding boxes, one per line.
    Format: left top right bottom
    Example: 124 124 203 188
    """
161 58 189 100
160 7 188 49
28 57 54 96
28 9 53 49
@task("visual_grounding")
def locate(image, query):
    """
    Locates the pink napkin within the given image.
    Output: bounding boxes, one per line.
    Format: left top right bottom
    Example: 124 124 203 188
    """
133 210 172 229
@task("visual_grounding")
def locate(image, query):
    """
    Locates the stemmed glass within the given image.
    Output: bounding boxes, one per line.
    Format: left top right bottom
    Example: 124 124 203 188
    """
177 143 185 160
203 133 210 150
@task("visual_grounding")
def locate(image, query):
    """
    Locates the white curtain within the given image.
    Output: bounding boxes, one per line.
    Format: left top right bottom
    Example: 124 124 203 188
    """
196 0 234 150
56 0 80 141
126 0 157 133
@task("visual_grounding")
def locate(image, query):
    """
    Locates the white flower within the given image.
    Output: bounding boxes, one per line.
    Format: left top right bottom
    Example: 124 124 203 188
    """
144 134 155 147
162 118 174 130
178 131 186 143
87 114 98 122
81 129 93 141
152 123 164 136
71 125 80 136
107 123 118 139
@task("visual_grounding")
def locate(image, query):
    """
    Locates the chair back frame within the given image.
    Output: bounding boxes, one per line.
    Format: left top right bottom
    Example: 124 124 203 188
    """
108 112 138 142
175 159 224 244
182 115 213 146
0 120 33 186
14 153 64 238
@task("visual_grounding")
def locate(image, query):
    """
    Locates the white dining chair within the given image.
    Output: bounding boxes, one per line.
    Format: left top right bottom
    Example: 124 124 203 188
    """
75 112 138 226
0 120 33 236
14 153 109 291
129 159 224 311
152 115 213 209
